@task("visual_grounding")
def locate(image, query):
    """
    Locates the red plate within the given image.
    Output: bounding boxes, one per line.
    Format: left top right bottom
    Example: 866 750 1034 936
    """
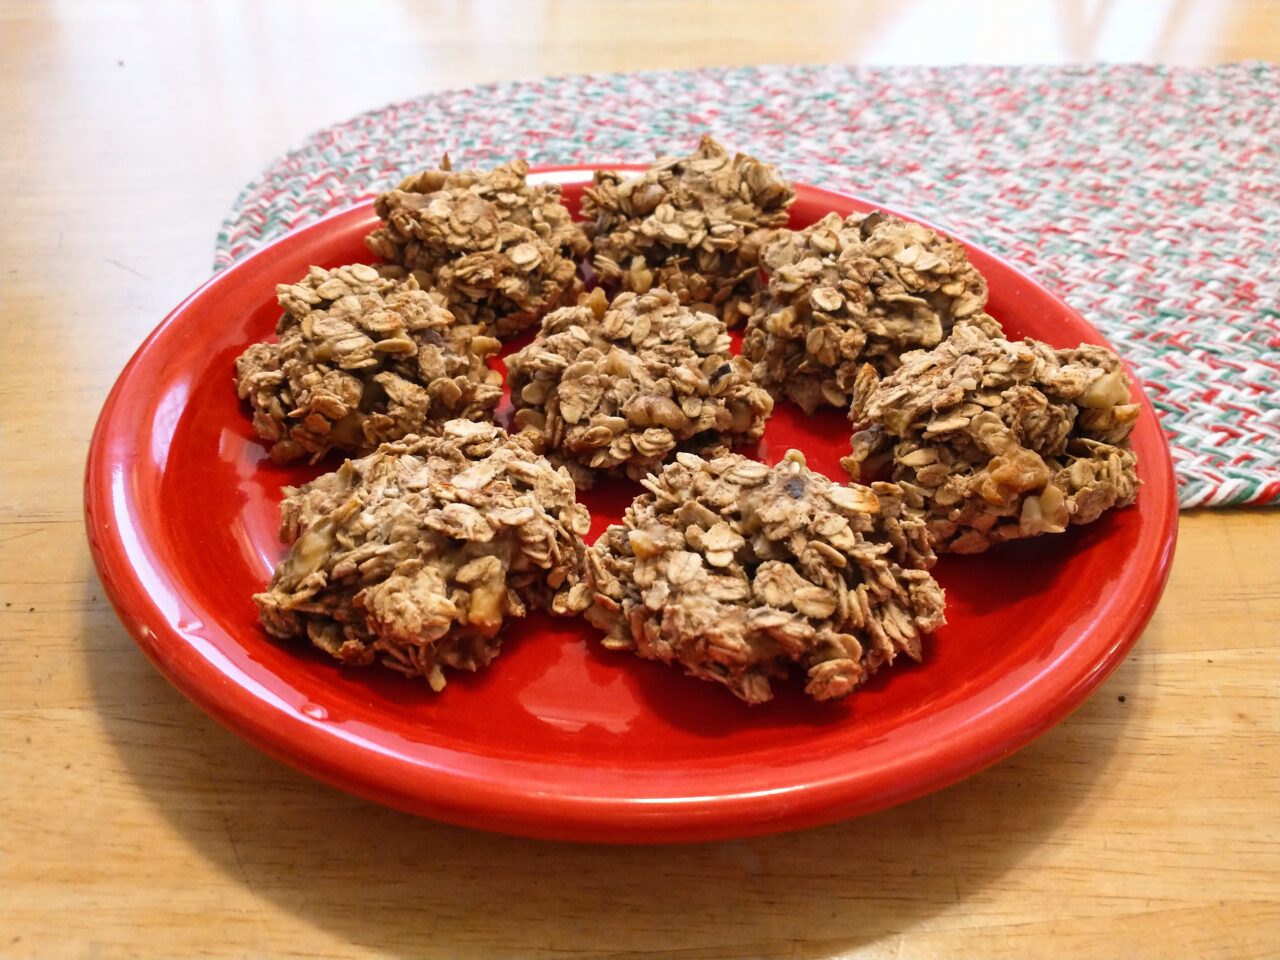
85 168 1177 843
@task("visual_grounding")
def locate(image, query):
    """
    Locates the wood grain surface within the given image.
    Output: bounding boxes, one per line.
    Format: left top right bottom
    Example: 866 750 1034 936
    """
1 1 1277 957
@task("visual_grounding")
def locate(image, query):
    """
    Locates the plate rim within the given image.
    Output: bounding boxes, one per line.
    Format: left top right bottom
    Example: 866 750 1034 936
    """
84 166 1179 843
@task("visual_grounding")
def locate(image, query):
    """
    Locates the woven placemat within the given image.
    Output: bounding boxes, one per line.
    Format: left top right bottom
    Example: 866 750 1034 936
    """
216 63 1280 508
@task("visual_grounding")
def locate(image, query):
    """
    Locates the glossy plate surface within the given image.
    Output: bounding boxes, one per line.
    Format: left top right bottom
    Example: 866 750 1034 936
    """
85 168 1177 843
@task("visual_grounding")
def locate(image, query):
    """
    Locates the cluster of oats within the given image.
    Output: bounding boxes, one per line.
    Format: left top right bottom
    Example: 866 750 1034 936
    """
241 146 1149 701
366 158 589 338
235 264 502 464
844 324 1141 554
743 211 1000 414
506 287 774 484
586 450 945 704
582 135 795 326
255 420 593 690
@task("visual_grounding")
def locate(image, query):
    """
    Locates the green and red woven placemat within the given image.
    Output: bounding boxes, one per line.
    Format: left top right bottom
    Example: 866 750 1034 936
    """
215 63 1280 508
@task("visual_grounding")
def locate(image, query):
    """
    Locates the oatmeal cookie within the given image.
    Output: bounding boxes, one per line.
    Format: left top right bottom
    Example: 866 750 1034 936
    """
844 324 1141 553
366 157 589 338
506 288 774 484
743 211 1000 413
582 135 794 326
235 264 502 464
586 450 945 704
254 420 593 689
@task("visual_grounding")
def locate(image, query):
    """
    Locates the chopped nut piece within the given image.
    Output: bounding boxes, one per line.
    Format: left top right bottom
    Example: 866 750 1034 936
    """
366 157 589 338
235 265 502 464
506 288 774 483
844 324 1141 553
744 211 1002 413
582 136 795 326
254 421 593 687
586 450 945 704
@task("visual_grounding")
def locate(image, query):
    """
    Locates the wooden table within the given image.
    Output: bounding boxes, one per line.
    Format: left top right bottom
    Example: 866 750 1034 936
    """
3 1 1277 956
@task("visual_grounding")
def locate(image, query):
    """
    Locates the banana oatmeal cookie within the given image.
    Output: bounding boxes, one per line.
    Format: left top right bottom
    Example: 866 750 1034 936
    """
586 450 946 704
743 211 1001 413
582 135 795 326
235 264 502 464
506 288 774 484
366 157 589 338
255 420 593 690
844 324 1141 554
